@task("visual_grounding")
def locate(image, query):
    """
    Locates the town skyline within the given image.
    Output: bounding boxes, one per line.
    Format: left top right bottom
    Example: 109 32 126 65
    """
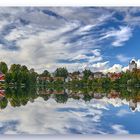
0 59 139 74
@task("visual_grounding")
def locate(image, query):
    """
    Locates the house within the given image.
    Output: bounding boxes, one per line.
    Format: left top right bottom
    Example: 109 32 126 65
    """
53 77 65 82
107 72 122 81
93 72 103 79
88 73 94 80
68 72 83 81
65 76 72 82
0 71 5 83
36 76 51 84
129 60 137 72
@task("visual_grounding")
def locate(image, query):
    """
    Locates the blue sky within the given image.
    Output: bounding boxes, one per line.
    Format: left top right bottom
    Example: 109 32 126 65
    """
0 7 140 73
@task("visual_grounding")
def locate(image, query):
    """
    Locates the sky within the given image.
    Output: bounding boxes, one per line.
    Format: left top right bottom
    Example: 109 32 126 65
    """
0 7 140 73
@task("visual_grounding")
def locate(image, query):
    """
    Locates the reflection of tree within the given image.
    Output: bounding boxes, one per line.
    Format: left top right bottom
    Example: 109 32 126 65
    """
5 87 38 107
83 94 92 102
1 85 140 111
40 94 51 101
54 93 68 103
10 99 20 107
0 97 8 109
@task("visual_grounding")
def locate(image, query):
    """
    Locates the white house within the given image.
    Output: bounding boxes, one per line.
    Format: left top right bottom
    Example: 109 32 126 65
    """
93 72 103 79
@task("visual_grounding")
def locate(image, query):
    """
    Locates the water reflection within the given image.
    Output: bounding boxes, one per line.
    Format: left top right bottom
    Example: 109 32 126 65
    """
0 87 140 111
0 87 140 134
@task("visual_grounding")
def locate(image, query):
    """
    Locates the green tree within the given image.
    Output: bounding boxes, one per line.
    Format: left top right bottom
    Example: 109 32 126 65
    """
40 70 50 77
54 67 68 78
0 61 8 74
83 69 92 80
5 73 12 84
0 97 8 109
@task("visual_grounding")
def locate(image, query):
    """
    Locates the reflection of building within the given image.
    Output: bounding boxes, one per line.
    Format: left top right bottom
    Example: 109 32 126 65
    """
0 71 5 82
94 93 103 99
37 88 65 95
0 89 5 100
37 76 65 83
129 99 137 112
108 90 120 98
129 60 137 72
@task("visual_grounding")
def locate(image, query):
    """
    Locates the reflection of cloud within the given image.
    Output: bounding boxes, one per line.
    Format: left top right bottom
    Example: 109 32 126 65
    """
0 97 135 134
112 124 129 134
102 97 129 107
0 98 107 134
116 109 132 117
0 97 109 134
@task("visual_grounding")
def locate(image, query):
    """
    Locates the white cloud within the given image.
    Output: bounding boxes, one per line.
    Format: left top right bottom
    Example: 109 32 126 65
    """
101 26 132 47
116 54 131 62
104 64 123 73
71 54 88 60
116 109 131 117
91 61 109 72
0 20 9 31
91 49 101 56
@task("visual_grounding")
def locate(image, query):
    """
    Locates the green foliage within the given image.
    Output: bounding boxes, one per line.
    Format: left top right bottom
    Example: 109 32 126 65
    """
0 61 8 74
3 63 38 87
0 97 8 109
54 93 68 103
54 67 68 78
83 69 92 80
40 70 50 77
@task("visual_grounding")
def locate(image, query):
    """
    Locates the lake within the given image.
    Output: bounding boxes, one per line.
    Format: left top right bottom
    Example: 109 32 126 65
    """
0 87 140 134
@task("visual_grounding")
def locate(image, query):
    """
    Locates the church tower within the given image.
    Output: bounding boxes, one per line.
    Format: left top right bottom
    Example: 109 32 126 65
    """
129 60 137 72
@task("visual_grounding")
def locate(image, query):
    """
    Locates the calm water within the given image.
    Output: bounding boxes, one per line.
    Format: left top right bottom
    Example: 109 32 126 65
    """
0 87 140 134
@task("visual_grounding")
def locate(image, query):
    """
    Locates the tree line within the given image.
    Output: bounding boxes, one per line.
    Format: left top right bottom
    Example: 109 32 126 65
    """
0 61 38 87
0 61 140 88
